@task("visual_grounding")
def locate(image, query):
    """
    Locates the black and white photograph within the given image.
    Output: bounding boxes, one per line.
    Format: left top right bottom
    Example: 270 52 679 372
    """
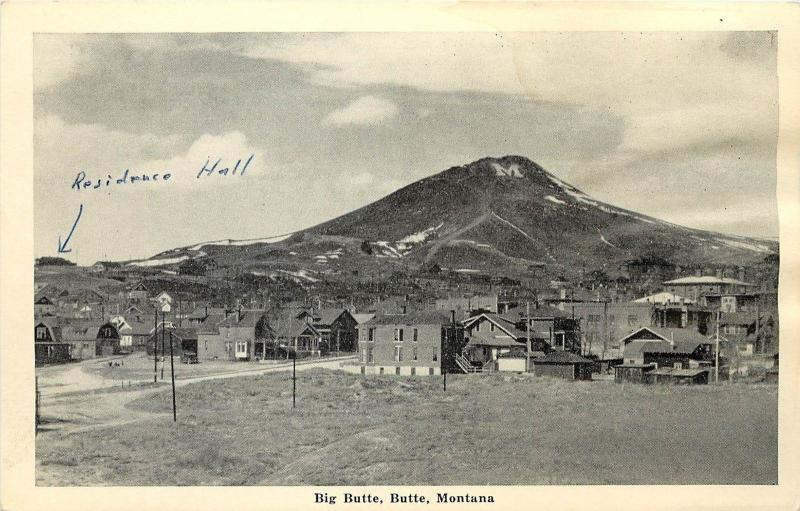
3 3 799 507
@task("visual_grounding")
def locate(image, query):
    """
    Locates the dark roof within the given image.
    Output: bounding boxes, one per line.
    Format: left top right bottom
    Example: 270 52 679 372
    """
313 308 349 325
533 351 592 364
365 310 457 326
170 327 198 340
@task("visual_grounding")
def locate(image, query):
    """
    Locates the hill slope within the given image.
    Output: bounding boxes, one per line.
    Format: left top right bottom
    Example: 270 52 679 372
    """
140 155 777 278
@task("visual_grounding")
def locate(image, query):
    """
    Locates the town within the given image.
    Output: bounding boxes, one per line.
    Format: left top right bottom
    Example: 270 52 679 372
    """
35 252 779 385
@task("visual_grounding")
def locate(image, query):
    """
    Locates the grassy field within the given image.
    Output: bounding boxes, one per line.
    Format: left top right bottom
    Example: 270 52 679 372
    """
36 370 777 486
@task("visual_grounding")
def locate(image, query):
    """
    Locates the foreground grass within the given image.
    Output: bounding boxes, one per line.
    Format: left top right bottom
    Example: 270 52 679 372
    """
37 370 777 485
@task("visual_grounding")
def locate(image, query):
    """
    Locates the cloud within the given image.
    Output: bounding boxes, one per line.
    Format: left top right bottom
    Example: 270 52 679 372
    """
243 32 777 155
142 131 267 187
322 96 399 126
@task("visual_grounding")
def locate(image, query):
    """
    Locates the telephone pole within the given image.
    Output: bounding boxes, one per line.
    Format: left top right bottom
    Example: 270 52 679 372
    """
526 301 532 372
153 305 158 383
715 307 720 384
168 332 177 422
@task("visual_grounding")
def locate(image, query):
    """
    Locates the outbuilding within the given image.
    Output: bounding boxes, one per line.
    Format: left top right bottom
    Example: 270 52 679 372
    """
532 351 593 380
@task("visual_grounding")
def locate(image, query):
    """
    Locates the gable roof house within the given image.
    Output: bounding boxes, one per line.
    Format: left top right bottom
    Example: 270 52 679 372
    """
34 320 71 365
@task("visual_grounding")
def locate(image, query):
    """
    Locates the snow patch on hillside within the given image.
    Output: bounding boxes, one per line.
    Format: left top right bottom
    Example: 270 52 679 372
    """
492 163 524 178
545 195 567 205
714 237 772 254
187 233 293 250
371 224 444 258
599 233 619 249
129 255 189 267
277 269 319 283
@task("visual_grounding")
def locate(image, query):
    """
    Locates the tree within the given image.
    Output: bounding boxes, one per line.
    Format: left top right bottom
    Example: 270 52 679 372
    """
360 240 373 255
35 256 76 267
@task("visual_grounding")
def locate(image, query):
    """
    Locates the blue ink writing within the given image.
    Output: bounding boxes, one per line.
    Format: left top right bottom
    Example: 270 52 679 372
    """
57 203 83 254
197 154 254 179
71 169 172 191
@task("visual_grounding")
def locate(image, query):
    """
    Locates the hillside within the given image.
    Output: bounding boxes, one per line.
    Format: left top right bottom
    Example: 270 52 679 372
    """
136 155 777 280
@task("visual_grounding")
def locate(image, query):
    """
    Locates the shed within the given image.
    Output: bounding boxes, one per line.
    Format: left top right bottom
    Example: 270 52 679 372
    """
533 351 592 380
613 364 655 384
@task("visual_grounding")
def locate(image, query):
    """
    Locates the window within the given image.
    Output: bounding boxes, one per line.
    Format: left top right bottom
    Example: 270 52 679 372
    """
588 314 601 323
411 367 416 375
432 347 438 362
360 349 367 363
413 329 418 342
367 348 374 363
429 367 434 375
379 367 384 375
490 323 496 332
394 328 404 342
395 367 401 375
475 322 480 332
412 346 418 361
394 346 402 362
36 327 46 340
368 328 375 342
673 362 683 369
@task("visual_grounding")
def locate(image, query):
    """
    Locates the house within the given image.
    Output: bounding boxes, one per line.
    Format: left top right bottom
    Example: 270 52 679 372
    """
109 315 133 351
306 308 359 352
34 296 57 316
197 309 272 361
59 322 99 360
704 292 758 313
532 351 593 380
154 291 173 312
269 309 323 358
186 306 228 326
663 276 755 305
557 301 653 358
95 322 122 356
34 321 71 366
128 320 154 351
461 312 531 370
617 327 714 365
124 281 150 304
357 310 465 376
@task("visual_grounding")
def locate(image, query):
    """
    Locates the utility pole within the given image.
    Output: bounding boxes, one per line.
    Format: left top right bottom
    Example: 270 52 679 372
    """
715 307 720 384
602 299 609 361
292 350 297 408
526 301 532 372
756 300 762 354
153 305 158 383
160 309 165 381
169 332 176 422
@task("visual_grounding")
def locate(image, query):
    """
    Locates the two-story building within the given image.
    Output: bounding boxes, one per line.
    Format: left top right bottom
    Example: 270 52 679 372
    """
358 310 464 376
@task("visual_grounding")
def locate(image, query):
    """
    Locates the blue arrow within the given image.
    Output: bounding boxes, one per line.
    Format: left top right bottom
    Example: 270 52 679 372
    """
58 203 83 254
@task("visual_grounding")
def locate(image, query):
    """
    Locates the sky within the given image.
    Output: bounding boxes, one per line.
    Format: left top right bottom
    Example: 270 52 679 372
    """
33 32 779 265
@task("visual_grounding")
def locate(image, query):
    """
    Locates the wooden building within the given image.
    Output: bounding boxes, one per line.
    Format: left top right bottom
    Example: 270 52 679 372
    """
532 351 593 380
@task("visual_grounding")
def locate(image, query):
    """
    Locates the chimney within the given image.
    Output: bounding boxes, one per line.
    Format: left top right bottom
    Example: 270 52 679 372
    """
237 306 242 322
205 305 208 317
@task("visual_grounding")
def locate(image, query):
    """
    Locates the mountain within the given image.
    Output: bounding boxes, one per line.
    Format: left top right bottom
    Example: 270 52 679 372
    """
140 155 777 280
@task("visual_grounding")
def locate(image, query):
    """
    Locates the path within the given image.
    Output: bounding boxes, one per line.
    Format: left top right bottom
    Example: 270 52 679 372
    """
37 355 356 436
